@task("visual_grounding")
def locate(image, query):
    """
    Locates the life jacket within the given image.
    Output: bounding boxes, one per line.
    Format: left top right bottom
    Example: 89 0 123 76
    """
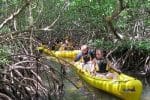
96 58 108 73
81 50 94 63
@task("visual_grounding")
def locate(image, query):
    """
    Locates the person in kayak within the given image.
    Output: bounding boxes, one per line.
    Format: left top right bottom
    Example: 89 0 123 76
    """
74 45 94 63
93 49 118 79
74 45 95 72
59 37 74 51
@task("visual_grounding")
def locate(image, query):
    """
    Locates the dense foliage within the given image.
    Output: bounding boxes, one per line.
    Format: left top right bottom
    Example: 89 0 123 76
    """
0 0 150 99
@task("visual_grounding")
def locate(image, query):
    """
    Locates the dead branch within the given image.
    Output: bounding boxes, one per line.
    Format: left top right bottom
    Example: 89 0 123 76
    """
30 70 43 85
13 60 36 66
41 15 60 31
0 93 12 100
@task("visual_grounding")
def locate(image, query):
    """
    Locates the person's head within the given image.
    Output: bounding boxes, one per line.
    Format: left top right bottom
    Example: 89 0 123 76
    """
81 45 88 54
95 49 105 59
65 39 69 44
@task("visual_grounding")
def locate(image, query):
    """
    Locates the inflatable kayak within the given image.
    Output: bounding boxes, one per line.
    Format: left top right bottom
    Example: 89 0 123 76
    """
37 45 143 100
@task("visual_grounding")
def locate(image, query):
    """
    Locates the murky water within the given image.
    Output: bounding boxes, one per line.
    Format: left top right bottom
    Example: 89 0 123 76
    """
142 85 150 100
64 80 121 100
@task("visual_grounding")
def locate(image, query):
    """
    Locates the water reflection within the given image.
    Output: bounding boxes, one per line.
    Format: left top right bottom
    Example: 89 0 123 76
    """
64 78 121 100
141 76 150 100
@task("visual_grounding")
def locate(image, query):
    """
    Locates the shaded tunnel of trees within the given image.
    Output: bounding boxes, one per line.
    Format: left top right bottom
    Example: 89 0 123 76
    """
0 0 150 99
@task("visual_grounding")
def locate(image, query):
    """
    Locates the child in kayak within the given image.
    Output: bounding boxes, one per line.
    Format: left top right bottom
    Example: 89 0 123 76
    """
93 49 119 79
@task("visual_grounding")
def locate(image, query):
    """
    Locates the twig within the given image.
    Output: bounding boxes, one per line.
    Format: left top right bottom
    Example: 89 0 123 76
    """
0 1 30 29
0 92 12 100
13 60 36 66
106 47 118 58
42 15 60 31
145 56 150 72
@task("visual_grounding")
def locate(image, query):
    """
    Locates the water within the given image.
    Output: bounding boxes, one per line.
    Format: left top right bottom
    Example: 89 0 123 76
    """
64 80 121 100
142 84 150 100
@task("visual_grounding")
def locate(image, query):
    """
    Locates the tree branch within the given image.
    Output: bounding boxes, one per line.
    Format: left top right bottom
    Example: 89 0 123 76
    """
106 0 125 40
42 15 60 31
0 1 30 29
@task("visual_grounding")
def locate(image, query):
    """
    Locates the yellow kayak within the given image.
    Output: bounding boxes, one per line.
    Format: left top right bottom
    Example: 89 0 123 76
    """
37 45 143 100
37 45 80 59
